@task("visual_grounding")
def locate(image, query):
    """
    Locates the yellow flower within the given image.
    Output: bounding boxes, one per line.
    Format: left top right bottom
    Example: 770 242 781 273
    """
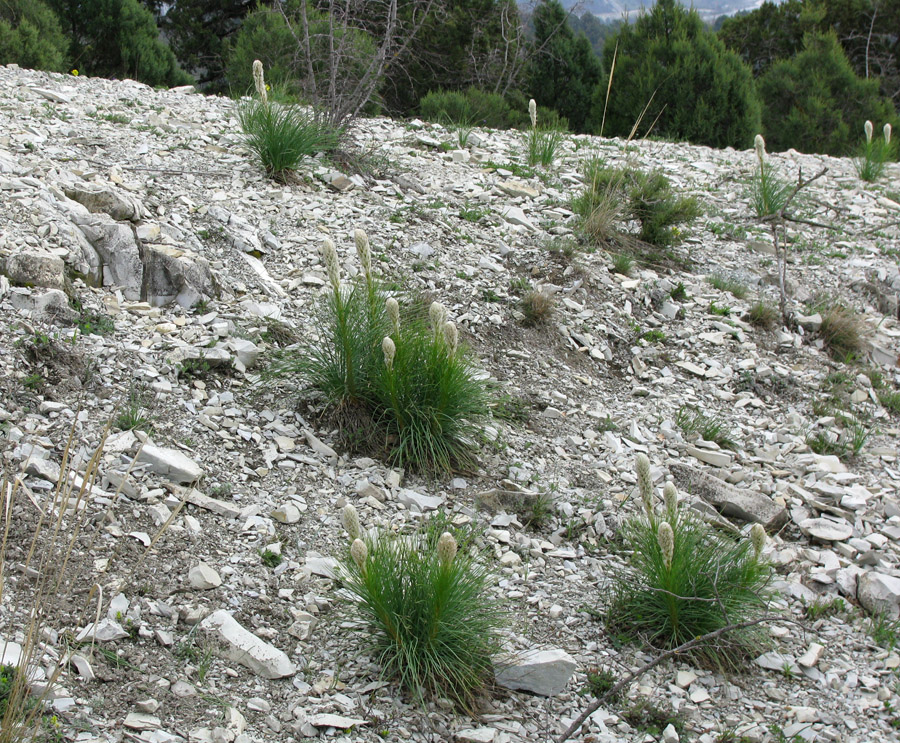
71 69 79 76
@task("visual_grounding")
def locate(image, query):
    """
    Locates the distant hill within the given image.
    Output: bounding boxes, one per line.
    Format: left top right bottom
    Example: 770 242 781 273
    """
556 0 776 22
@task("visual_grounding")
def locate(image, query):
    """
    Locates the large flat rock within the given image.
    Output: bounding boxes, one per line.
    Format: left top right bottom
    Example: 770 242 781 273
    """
200 610 296 679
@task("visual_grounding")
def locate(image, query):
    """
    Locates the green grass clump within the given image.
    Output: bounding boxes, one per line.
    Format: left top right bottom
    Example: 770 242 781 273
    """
606 456 772 667
879 389 900 414
675 405 737 450
750 135 792 217
747 300 779 329
237 99 340 181
573 160 698 248
816 301 866 363
708 273 748 299
520 289 554 327
854 121 896 183
525 101 563 167
612 253 633 276
269 233 489 475
338 506 505 708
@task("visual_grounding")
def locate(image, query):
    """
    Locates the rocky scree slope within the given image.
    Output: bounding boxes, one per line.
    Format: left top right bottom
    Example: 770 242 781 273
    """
2 64 900 743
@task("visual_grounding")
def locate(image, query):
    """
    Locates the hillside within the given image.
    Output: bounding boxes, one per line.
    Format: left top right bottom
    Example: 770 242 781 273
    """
2 63 900 743
559 0 771 21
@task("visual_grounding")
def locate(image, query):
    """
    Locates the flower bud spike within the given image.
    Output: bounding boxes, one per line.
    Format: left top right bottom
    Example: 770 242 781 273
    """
754 134 766 163
658 521 674 570
386 297 400 335
751 523 766 560
663 482 678 515
429 301 445 334
350 538 368 571
437 531 457 567
341 504 361 541
382 336 396 369
865 120 874 143
252 60 267 105
885 123 892 145
442 321 458 354
321 238 340 292
354 229 372 278
529 98 537 129
636 454 653 519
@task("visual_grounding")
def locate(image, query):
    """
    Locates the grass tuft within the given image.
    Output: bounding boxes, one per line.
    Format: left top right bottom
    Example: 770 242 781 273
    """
606 468 772 668
747 300 779 329
337 515 505 709
237 99 340 181
520 289 554 327
675 405 737 450
708 273 748 299
813 300 867 363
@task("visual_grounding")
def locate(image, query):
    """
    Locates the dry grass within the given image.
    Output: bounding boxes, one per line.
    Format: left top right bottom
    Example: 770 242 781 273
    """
819 303 867 363
520 290 555 326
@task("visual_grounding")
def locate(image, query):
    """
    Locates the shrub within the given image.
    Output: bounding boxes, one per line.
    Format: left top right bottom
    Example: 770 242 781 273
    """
758 32 898 156
520 289 554 327
854 121 896 183
419 87 514 130
0 0 67 71
270 231 489 474
337 505 505 708
573 160 698 248
591 0 760 149
606 455 772 667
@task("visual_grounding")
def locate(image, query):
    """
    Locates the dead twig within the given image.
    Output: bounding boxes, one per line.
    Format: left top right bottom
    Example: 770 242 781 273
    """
555 615 804 743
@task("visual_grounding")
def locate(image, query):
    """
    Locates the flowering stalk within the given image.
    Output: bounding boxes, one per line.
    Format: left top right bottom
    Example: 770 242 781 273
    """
354 228 372 281
658 521 674 570
636 454 653 520
442 321 458 354
429 302 445 337
351 538 368 572
342 504 361 541
321 238 340 292
437 532 457 568
865 120 874 143
663 482 678 516
386 297 400 335
750 523 766 560
382 336 396 369
253 60 267 105
529 98 537 130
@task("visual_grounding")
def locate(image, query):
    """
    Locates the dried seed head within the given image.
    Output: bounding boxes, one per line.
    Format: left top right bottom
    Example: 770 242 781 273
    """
350 538 367 570
341 504 361 541
865 120 874 143
754 134 766 162
636 454 653 518
751 522 766 559
442 321 458 353
658 521 674 570
386 297 400 334
429 301 445 333
252 60 267 104
437 531 457 566
663 482 678 515
382 336 396 368
354 229 371 278
885 123 893 145
320 238 340 291
529 98 537 129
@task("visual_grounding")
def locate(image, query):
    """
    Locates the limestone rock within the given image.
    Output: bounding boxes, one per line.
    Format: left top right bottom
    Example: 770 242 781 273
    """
63 182 144 221
494 648 576 696
200 610 296 679
858 572 900 620
136 444 203 484
671 463 788 531
188 562 222 590
1 252 66 290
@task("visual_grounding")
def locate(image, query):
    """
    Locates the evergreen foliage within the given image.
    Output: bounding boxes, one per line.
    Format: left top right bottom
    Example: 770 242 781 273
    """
591 0 760 149
0 0 67 71
527 0 603 133
758 32 898 155
49 0 190 86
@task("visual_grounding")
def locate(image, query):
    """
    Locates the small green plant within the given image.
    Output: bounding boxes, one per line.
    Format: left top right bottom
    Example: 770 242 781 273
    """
709 301 732 317
337 505 506 709
520 289 554 326
747 300 779 329
750 135 792 217
804 596 846 620
71 300 115 335
708 273 748 299
675 405 736 449
525 98 563 167
817 301 866 363
879 389 900 414
622 699 686 737
606 455 772 667
869 611 900 650
582 666 622 701
612 253 633 276
22 373 44 391
854 121 896 183
492 393 531 423
521 491 555 531
260 548 283 568
669 282 688 301
237 61 340 182
115 388 154 433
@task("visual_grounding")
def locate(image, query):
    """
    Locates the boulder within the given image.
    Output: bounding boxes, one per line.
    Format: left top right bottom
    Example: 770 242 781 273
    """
140 243 215 307
63 182 144 222
136 444 203 484
1 251 66 290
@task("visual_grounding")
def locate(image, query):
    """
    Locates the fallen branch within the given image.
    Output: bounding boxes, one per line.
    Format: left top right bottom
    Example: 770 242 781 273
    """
555 615 804 743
